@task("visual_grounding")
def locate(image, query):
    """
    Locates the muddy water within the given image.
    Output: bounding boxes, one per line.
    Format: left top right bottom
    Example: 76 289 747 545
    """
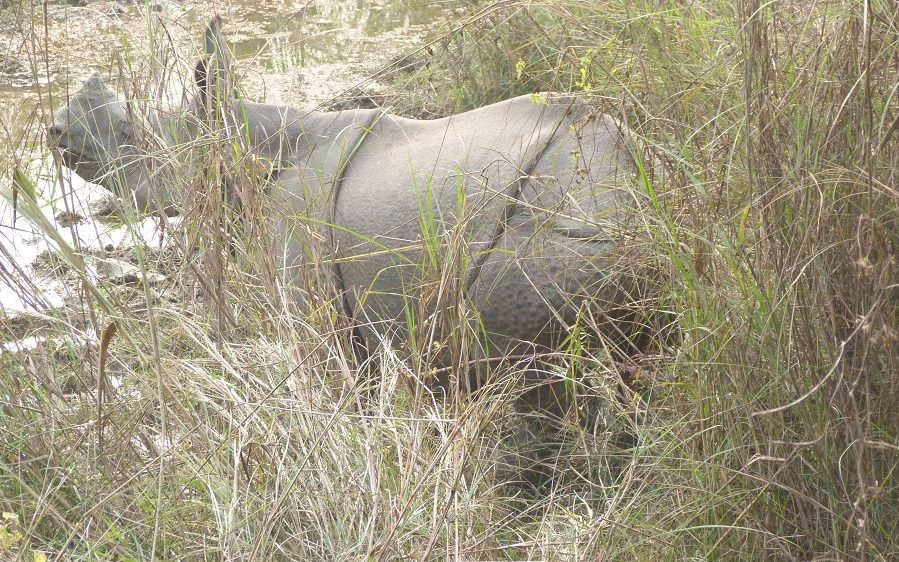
0 0 454 338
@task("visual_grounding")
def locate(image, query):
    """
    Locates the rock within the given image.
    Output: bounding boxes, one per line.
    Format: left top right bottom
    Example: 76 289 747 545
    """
0 53 32 87
88 193 119 217
84 255 166 286
34 251 166 287
0 309 53 343
55 210 84 227
32 250 69 276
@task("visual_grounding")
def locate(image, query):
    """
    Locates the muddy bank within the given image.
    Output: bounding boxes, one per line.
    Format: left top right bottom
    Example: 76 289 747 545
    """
0 0 451 120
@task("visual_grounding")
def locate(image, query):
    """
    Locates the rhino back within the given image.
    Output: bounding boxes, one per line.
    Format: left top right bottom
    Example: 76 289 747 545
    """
232 101 385 167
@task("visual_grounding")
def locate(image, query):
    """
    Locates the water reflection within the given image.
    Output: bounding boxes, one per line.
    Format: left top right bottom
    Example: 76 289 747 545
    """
231 0 445 72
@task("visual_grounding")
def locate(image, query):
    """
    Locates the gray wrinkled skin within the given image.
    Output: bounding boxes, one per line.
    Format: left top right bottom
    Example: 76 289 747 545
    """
267 96 638 358
47 72 182 214
47 23 643 363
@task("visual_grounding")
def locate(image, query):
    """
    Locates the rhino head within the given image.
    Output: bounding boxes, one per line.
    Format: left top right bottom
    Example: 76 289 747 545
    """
47 72 177 214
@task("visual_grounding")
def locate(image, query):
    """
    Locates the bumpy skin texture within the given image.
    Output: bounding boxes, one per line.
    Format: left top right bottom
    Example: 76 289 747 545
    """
267 96 636 358
47 73 179 213
49 66 638 361
47 73 129 183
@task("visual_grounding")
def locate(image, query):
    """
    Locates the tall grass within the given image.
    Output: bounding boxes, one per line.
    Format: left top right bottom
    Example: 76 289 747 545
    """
0 0 897 560
394 0 898 558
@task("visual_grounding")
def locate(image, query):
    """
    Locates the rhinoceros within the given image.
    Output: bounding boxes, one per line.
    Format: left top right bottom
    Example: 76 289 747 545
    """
47 17 647 368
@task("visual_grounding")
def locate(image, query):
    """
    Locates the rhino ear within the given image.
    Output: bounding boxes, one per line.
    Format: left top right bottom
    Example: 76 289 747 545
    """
84 71 106 91
204 15 232 80
204 15 225 59
199 15 235 109
194 57 210 103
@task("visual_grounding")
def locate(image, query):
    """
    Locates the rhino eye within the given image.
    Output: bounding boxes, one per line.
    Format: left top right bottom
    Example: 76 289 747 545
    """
116 119 134 143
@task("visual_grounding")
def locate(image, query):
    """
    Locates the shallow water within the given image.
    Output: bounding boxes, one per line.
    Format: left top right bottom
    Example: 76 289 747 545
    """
0 0 451 329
